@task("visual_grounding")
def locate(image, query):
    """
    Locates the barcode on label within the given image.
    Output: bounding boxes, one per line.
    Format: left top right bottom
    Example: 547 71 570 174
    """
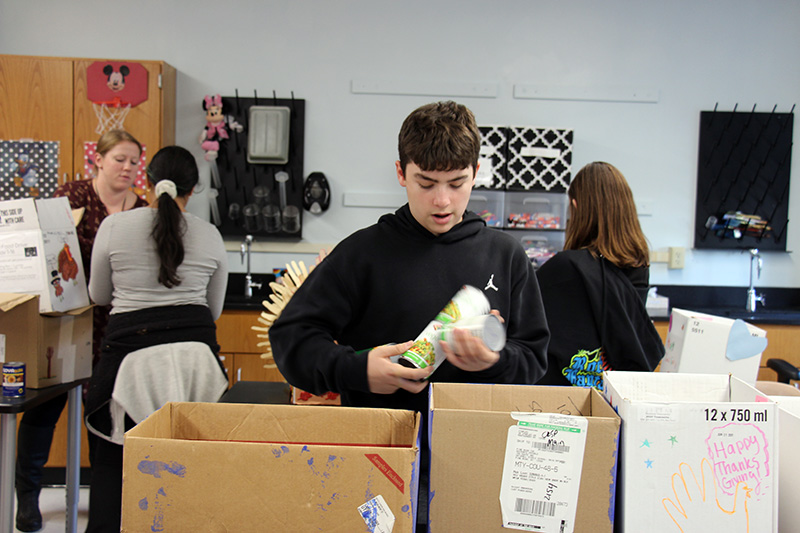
515 497 556 517
532 441 570 453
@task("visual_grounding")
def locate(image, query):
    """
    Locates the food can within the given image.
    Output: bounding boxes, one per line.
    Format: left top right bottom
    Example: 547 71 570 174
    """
397 285 492 370
439 314 506 352
3 361 26 398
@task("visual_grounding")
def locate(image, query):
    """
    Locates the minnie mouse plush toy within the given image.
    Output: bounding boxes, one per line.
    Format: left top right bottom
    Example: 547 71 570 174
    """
199 94 243 161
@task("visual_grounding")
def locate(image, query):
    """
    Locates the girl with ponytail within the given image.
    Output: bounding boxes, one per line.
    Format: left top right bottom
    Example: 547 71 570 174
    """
84 145 228 531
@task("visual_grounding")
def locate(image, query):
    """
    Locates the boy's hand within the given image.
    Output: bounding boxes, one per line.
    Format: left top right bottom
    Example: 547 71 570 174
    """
367 342 432 394
439 310 503 372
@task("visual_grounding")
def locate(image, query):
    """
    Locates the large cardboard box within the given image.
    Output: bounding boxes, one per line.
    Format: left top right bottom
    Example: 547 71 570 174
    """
766 395 800 533
0 197 89 313
122 402 421 532
0 293 92 388
603 371 778 533
660 307 767 384
428 383 621 533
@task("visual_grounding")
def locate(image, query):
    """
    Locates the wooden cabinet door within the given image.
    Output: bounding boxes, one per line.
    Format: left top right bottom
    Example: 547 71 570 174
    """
216 309 263 353
0 55 75 182
231 352 285 383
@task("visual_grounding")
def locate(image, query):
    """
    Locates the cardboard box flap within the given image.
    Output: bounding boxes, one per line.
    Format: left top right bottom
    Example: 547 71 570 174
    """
128 402 419 447
41 304 93 317
0 292 36 312
604 371 732 402
431 382 610 417
673 307 767 333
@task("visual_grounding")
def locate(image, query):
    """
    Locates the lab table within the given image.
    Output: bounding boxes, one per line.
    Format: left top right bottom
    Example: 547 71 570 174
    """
0 378 87 533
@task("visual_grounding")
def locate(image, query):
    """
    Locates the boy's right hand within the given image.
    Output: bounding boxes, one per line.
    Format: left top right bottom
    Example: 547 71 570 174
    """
367 341 432 395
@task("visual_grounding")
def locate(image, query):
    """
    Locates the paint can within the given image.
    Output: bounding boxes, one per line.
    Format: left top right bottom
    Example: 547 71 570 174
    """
439 314 506 352
3 361 26 398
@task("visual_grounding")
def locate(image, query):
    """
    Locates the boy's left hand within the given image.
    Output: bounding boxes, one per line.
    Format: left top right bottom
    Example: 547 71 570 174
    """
439 332 500 372
439 310 503 372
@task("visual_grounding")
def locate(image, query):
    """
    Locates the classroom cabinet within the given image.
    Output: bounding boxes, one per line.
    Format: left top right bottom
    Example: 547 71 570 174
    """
0 54 175 189
216 309 286 386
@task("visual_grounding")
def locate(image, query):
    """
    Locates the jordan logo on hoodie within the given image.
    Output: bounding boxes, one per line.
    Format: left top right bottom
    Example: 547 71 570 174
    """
485 274 499 291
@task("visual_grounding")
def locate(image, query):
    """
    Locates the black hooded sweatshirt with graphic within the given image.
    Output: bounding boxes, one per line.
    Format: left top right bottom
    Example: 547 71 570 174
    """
536 248 665 388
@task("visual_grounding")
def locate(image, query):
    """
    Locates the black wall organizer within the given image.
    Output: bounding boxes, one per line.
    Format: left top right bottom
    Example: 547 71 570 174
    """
211 91 305 240
695 105 794 250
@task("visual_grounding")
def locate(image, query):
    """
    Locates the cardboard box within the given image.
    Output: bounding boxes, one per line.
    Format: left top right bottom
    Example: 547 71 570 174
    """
0 293 92 388
766 395 800 533
660 307 767 384
122 402 421 532
0 197 89 313
428 382 621 533
603 371 778 533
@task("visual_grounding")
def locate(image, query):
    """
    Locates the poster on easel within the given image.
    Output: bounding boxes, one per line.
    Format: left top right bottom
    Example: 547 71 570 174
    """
0 140 60 200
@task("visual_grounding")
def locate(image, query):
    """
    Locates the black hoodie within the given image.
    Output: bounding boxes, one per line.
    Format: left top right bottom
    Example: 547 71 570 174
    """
536 249 665 388
270 204 550 415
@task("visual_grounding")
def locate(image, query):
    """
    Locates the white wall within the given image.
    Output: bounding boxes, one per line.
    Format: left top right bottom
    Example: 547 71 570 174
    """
2 0 799 286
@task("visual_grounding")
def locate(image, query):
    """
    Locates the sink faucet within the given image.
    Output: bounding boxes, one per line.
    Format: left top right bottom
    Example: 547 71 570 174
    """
240 234 262 298
746 248 765 312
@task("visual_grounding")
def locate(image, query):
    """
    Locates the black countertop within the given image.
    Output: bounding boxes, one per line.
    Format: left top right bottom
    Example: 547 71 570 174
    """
651 285 800 325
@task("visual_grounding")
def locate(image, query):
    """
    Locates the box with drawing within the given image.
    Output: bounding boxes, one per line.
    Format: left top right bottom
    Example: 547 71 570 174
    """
603 371 778 533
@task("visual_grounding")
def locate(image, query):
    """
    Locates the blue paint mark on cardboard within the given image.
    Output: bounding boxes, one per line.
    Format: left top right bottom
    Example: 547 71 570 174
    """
138 497 148 511
272 445 290 458
137 460 186 479
150 486 168 532
609 431 619 525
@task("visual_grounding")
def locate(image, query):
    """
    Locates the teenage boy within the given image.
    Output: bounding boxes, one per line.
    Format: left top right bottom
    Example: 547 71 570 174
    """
271 99 549 411
270 100 549 526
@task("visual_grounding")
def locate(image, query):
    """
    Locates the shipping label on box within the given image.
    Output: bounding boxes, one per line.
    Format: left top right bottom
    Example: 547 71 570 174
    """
0 198 88 312
499 412 588 532
603 371 778 533
428 383 620 533
122 402 420 532
661 308 767 384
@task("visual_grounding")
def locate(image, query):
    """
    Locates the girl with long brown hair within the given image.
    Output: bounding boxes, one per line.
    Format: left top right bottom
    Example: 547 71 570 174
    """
536 161 665 388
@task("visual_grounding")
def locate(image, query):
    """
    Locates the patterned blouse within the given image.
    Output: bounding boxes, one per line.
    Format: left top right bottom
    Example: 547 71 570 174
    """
53 179 148 363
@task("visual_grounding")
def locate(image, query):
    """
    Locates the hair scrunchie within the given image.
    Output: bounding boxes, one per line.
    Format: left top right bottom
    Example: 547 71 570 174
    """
154 179 178 199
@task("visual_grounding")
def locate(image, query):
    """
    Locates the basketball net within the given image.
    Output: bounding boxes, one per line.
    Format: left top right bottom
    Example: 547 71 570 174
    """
92 100 131 135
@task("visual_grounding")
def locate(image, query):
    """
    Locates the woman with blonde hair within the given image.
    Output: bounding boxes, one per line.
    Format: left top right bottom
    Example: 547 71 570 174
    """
535 161 664 388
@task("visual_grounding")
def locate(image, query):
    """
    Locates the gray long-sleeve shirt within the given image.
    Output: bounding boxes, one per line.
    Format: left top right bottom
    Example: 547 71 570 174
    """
89 207 228 320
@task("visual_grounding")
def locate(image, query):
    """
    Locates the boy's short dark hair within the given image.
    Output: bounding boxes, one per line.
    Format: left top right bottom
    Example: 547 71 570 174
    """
397 101 481 174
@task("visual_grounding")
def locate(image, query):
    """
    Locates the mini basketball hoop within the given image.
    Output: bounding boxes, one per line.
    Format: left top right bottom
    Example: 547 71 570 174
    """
87 61 148 134
92 97 132 135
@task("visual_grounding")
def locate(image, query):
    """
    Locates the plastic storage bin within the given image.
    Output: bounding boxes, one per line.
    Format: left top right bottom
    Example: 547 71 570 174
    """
468 190 505 227
504 191 568 230
516 231 565 269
